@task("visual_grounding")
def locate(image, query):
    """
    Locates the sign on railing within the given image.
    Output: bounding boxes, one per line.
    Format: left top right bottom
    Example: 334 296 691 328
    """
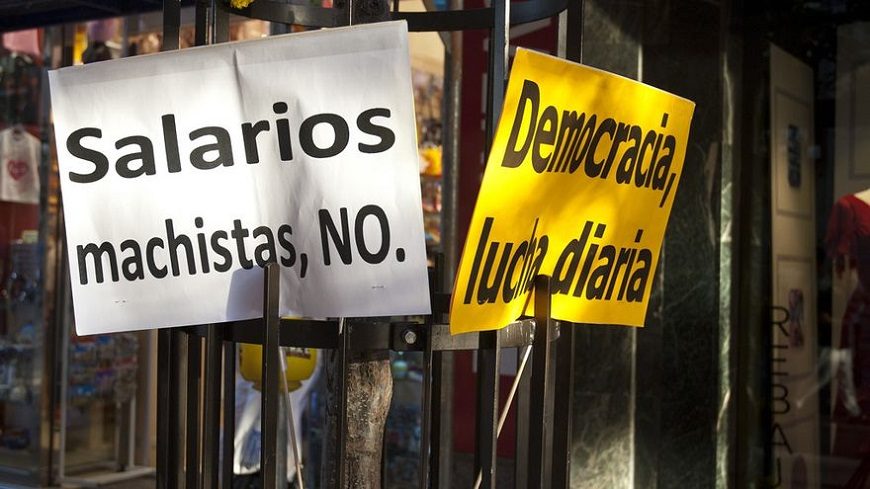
451 49 695 333
49 22 430 335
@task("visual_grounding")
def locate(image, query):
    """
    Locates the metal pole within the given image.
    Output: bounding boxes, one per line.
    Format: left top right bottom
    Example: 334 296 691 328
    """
440 0 463 283
203 326 222 488
430 348 446 487
157 331 170 489
192 1 224 485
484 0 509 147
222 343 237 489
551 4 582 486
162 0 181 51
430 254 453 489
528 276 553 489
474 331 501 489
194 0 208 46
186 333 202 489
551 323 574 488
157 2 181 487
337 318 349 489
261 263 282 489
471 0 509 485
436 18 462 485
157 329 183 489
419 264 439 489
514 343 531 488
214 0 229 43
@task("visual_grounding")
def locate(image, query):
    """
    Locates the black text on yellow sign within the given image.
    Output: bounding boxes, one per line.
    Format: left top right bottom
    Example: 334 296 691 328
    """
450 49 695 334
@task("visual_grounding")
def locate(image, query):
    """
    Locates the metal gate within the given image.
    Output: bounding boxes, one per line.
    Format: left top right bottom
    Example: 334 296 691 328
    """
155 1 582 487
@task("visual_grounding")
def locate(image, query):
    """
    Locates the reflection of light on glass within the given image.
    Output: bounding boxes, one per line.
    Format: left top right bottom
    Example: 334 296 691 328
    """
571 422 634 488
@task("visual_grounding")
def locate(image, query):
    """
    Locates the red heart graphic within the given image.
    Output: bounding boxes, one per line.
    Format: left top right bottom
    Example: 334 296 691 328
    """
7 160 27 181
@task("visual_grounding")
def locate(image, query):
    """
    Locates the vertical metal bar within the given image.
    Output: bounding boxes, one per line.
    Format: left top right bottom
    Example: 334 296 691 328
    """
261 263 281 489
428 255 448 487
171 332 184 487
157 4 180 487
187 0 222 484
429 349 445 486
157 331 171 489
470 0 509 484
475 331 501 489
484 0 509 146
514 343 531 489
543 328 557 489
214 0 229 43
551 325 574 488
528 276 552 489
337 321 350 489
564 0 582 62
466 0 510 485
419 265 438 489
550 4 582 487
202 326 222 489
189 1 222 485
186 333 202 489
420 331 435 489
440 0 462 284
195 0 208 46
438 24 463 488
158 330 183 489
222 342 237 489
432 254 453 489
162 0 181 51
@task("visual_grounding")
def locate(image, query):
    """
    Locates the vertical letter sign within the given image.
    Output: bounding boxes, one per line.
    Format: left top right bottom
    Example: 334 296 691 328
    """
49 22 430 335
450 49 695 333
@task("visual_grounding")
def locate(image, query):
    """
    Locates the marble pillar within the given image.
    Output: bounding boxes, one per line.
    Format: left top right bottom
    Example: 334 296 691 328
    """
569 1 730 488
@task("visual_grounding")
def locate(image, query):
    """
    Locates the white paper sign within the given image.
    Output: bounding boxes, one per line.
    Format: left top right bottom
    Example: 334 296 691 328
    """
49 22 431 335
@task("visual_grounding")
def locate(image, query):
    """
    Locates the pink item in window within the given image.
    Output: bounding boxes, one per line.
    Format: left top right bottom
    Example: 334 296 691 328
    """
2 29 40 58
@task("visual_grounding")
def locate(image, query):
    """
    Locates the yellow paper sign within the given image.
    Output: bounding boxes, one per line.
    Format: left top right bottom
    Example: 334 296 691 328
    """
450 49 695 334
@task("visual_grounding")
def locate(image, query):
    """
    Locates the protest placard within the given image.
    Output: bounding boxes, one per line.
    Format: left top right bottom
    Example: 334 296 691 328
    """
450 48 695 333
49 22 430 334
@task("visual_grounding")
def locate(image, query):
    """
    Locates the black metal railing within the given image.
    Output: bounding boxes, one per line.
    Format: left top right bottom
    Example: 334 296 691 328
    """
156 0 583 487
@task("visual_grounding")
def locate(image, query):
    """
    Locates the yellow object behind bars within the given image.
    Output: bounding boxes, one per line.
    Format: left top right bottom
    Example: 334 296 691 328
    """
239 344 317 392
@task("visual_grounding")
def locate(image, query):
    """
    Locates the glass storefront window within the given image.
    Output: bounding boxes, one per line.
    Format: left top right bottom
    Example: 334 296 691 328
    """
0 27 50 486
3 2 870 488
